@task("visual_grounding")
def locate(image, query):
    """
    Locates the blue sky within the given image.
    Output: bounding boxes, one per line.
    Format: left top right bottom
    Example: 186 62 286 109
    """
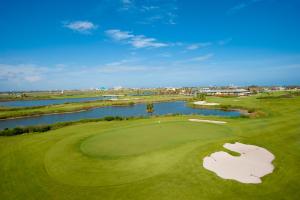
0 0 300 91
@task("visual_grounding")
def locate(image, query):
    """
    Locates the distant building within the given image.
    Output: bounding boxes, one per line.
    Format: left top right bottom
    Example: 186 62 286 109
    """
113 86 123 91
197 88 250 96
165 87 177 91
271 86 285 91
96 87 108 91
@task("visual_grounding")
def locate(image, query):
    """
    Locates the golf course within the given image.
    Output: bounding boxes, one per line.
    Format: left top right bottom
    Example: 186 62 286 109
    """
0 93 299 199
1 0 299 198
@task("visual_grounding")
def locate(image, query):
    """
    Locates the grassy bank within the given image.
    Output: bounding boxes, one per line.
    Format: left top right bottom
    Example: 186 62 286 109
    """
0 90 108 101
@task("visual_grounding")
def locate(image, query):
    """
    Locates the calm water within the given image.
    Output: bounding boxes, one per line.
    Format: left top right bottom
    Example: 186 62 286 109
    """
0 101 240 130
0 96 115 107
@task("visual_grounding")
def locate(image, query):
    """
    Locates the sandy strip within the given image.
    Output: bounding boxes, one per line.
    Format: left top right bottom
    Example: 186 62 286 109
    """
109 98 130 101
189 119 227 124
203 142 275 184
193 101 220 106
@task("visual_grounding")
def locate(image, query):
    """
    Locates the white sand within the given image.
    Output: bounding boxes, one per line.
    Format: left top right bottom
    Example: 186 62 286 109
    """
109 98 131 101
193 101 220 106
203 142 275 184
189 119 227 124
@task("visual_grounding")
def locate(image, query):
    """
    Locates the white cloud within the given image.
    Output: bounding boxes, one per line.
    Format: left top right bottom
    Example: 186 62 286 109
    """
98 65 147 73
227 0 264 14
105 58 137 66
64 21 97 33
190 54 214 62
120 0 134 10
158 53 172 58
174 54 214 65
141 6 159 11
0 64 46 83
106 29 168 49
218 38 232 45
24 75 42 82
118 0 178 25
186 44 199 50
98 58 166 73
186 42 212 50
228 3 247 13
130 35 168 48
105 29 134 40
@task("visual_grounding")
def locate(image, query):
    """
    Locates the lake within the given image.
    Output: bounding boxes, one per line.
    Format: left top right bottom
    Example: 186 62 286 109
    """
0 101 240 130
0 96 115 107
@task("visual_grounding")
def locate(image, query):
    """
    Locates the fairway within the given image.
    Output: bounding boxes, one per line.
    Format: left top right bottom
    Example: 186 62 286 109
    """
0 95 300 199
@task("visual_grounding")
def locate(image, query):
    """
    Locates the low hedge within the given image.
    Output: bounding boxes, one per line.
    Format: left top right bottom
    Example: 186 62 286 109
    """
0 116 139 136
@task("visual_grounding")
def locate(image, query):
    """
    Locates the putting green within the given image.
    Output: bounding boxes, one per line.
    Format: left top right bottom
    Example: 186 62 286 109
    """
81 121 230 158
45 121 231 186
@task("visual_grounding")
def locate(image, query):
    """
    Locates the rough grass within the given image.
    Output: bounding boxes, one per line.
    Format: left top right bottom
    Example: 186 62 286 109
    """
0 94 299 199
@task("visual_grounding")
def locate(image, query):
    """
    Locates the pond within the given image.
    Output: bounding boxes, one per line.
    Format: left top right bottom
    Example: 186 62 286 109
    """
0 96 115 107
0 101 240 130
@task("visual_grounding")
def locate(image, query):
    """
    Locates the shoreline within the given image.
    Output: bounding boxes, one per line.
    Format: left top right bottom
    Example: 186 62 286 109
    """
0 109 89 121
0 98 253 121
0 98 191 120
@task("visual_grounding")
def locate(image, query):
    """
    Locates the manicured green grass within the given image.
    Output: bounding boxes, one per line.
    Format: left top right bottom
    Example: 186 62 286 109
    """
80 121 231 158
0 94 299 199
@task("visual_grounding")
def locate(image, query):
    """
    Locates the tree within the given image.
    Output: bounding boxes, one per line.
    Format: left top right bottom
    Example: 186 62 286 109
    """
146 103 154 114
196 93 206 101
21 93 28 98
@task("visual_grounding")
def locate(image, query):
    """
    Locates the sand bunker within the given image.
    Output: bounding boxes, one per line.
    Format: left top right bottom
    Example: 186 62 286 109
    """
193 101 220 106
203 142 275 184
109 98 130 101
189 119 227 124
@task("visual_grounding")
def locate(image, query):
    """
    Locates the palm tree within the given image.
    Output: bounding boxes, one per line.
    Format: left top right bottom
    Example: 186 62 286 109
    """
146 103 154 114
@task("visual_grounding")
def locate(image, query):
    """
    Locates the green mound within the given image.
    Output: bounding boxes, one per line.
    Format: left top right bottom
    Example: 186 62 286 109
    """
81 121 230 158
45 121 231 186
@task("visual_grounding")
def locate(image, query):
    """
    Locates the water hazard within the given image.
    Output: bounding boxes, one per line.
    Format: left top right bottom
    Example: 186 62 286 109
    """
0 101 240 130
